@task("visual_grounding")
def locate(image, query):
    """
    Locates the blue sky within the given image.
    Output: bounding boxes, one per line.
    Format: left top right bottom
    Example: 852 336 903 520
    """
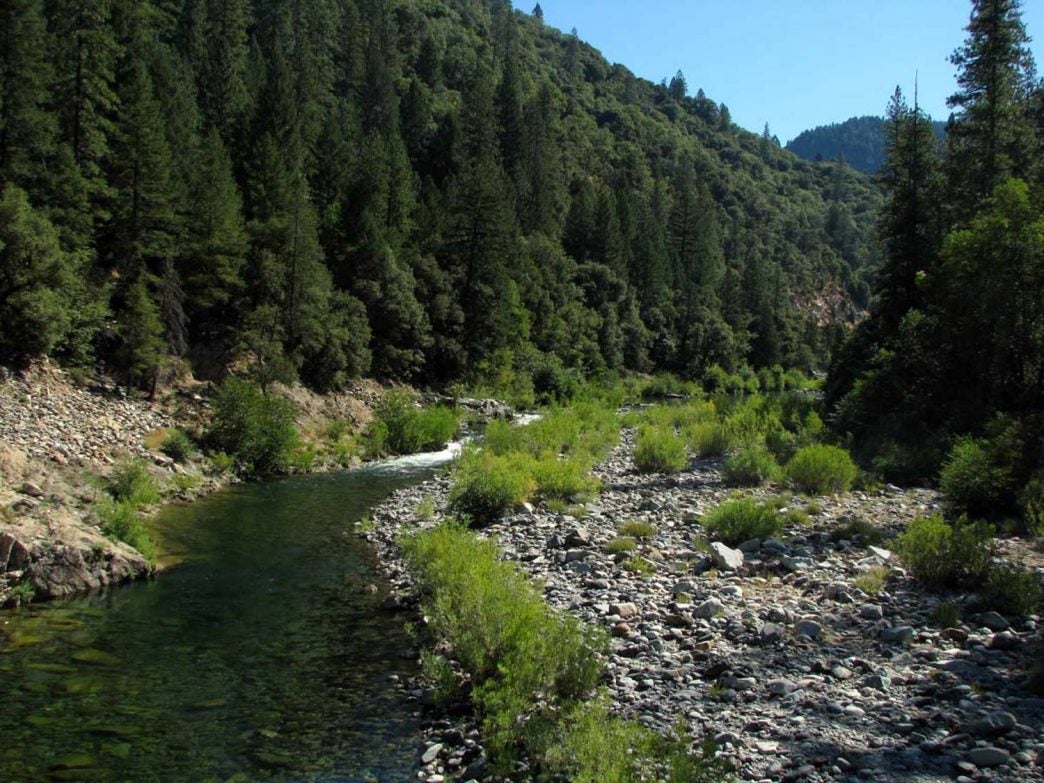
532 0 1044 144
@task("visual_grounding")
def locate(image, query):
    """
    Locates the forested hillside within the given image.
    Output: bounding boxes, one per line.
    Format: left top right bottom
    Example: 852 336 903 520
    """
827 0 1044 519
0 0 880 394
786 115 947 174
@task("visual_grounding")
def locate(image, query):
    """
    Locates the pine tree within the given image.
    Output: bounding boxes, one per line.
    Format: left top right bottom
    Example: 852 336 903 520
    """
0 184 77 362
946 0 1036 216
117 273 166 392
198 0 249 140
0 0 56 196
182 128 247 343
443 70 524 368
46 0 119 197
875 87 943 330
106 55 178 278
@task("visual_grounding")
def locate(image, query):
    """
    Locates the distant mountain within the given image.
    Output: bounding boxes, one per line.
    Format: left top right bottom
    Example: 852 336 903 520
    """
786 115 947 174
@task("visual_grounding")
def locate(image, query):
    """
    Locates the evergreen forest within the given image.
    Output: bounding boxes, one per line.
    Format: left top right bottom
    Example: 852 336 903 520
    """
1 0 1042 512
786 115 947 174
0 0 882 395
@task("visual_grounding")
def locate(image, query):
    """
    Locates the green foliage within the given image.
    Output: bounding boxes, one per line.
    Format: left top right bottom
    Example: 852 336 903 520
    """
940 437 1014 518
448 450 536 527
895 514 994 588
160 429 195 463
785 445 858 495
547 698 731 783
979 563 1043 616
685 422 734 458
207 378 299 476
853 565 890 596
1022 477 1044 536
530 456 601 502
633 426 688 473
722 446 781 487
102 460 161 506
0 185 84 364
96 499 156 563
207 451 236 475
703 498 783 545
401 524 605 767
622 557 657 576
606 537 637 554
367 391 460 457
930 601 962 629
618 520 656 539
3 0 879 399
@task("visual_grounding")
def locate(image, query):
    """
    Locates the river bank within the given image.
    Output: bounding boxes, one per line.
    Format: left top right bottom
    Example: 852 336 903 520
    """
0 362 456 606
365 427 1044 783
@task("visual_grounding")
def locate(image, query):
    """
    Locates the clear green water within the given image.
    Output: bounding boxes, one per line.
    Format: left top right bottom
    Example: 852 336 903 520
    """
0 453 452 783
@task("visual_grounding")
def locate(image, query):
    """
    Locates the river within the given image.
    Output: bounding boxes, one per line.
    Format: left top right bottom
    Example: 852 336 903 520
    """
0 447 459 782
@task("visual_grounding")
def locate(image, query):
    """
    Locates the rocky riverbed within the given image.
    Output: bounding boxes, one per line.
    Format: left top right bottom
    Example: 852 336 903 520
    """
365 428 1044 783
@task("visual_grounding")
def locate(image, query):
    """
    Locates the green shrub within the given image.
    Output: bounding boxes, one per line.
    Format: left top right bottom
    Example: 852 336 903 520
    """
633 427 688 473
722 446 781 487
930 601 962 629
448 451 536 527
160 429 195 462
97 499 156 562
531 357 580 404
940 437 1014 518
103 459 161 505
531 456 601 502
684 422 733 458
895 514 994 587
979 563 1043 616
622 556 656 576
367 391 460 457
703 498 783 545
547 698 730 783
207 378 299 475
853 565 890 596
606 537 636 554
402 524 605 766
785 444 858 494
618 520 656 539
207 451 235 475
640 372 702 401
1020 476 1044 536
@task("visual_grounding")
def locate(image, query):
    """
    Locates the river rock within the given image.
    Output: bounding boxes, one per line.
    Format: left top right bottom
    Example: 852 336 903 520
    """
967 747 1010 768
709 542 743 571
695 598 724 619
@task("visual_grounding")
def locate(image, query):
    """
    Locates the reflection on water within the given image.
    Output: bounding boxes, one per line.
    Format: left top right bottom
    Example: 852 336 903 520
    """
0 454 452 782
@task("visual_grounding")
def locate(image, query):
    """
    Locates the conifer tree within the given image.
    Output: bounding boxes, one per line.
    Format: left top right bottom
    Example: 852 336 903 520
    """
182 128 247 343
198 0 249 140
0 185 77 362
46 0 119 198
0 0 56 196
946 0 1036 216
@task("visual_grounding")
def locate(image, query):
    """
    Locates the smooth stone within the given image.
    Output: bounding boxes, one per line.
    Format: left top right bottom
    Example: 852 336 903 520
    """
978 612 1009 632
695 598 724 619
422 743 443 764
860 604 884 621
967 747 1010 768
971 711 1017 737
794 619 822 639
767 678 799 695
610 602 639 619
709 542 744 571
880 625 914 644
760 622 785 644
